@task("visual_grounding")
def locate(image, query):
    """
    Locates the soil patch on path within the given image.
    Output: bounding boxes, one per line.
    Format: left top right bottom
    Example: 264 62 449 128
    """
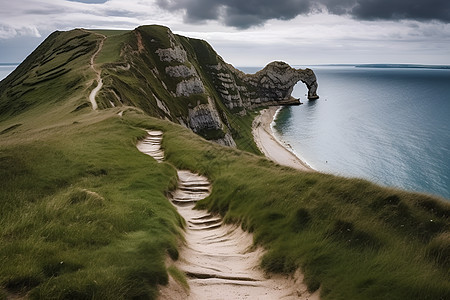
137 130 318 299
87 32 106 110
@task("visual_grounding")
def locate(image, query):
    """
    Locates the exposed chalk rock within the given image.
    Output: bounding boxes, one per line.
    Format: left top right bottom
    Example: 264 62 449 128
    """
166 65 196 78
154 94 171 116
244 61 319 101
188 102 222 132
206 61 318 110
187 97 236 147
176 77 205 97
177 117 188 128
213 132 237 148
100 25 319 148
3 24 320 151
156 46 187 63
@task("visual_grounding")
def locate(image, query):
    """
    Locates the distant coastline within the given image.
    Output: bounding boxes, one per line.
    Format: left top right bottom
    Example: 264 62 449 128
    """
303 63 450 70
354 64 450 69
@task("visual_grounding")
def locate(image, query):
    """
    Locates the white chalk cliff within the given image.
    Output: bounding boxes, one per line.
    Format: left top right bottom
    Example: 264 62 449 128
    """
99 25 319 147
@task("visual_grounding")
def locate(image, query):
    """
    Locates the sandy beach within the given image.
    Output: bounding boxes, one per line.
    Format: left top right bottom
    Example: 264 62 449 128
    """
252 106 314 172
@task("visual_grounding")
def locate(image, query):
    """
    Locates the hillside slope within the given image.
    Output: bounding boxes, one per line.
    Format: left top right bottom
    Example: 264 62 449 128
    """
0 25 318 149
0 25 448 300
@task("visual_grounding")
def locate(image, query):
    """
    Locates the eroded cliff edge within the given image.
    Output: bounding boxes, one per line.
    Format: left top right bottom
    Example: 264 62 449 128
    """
98 25 319 146
0 25 318 147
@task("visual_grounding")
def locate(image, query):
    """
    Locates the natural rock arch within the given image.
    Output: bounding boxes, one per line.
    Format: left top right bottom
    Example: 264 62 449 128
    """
241 61 319 104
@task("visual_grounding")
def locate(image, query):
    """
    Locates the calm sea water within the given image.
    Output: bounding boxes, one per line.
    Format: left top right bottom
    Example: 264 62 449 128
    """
260 66 449 200
3 64 449 199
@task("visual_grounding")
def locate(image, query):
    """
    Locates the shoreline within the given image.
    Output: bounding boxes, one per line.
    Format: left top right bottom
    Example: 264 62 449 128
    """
252 106 314 172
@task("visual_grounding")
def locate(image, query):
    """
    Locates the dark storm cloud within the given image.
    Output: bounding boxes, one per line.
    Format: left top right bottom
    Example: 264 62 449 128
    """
157 0 450 28
351 0 450 22
68 0 108 3
157 0 313 28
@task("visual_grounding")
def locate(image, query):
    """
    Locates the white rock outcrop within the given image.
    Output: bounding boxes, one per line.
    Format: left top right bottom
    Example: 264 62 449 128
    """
188 97 221 131
154 93 171 116
245 61 319 101
156 46 187 63
206 61 318 110
166 65 196 78
176 77 205 97
213 132 237 147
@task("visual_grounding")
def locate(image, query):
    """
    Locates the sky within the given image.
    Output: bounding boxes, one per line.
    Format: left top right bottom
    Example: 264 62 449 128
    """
0 0 449 67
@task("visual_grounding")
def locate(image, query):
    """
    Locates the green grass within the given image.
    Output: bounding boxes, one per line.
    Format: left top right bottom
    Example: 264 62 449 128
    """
167 266 189 291
226 108 262 154
124 111 450 300
1 25 449 299
1 100 449 299
0 30 190 300
137 25 173 50
0 108 185 298
94 31 131 64
0 29 97 120
89 30 131 37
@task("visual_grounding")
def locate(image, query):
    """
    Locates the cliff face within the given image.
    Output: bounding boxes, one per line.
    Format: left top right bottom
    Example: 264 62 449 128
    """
0 25 318 147
118 25 318 146
207 61 318 113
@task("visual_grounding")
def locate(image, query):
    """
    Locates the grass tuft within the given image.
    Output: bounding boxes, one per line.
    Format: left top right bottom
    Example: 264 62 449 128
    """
426 232 450 269
167 265 189 291
291 208 311 232
325 220 382 250
0 25 449 300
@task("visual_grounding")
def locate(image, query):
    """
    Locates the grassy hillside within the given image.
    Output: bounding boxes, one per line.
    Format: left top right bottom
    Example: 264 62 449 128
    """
0 30 97 121
0 107 183 298
88 25 263 152
0 25 449 299
1 105 449 299
152 113 449 299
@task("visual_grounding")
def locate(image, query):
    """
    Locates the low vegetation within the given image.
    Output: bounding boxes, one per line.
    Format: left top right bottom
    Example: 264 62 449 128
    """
1 100 449 299
0 25 448 299
0 109 185 299
136 112 449 300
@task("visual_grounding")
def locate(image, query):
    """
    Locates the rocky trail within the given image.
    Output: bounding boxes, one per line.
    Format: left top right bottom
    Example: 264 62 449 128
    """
88 32 106 110
137 130 318 299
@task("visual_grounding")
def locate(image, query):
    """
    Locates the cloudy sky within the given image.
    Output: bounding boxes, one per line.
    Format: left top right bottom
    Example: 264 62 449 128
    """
1 0 449 66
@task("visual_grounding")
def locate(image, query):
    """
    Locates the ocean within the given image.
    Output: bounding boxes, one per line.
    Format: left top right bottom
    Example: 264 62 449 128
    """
255 65 450 200
3 64 449 199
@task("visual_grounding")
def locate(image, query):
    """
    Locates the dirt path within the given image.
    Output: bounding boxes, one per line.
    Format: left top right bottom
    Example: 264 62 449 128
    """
88 33 106 110
137 130 318 299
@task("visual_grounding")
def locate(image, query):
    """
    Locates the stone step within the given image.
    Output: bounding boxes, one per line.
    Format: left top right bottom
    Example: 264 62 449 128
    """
179 187 210 193
191 214 214 220
185 271 260 283
179 182 210 187
190 222 222 230
189 218 222 226
172 199 198 206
